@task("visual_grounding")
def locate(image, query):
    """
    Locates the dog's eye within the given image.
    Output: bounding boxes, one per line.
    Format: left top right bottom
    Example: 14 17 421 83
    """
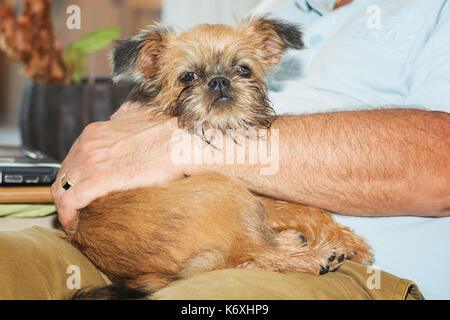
180 72 198 83
237 65 252 77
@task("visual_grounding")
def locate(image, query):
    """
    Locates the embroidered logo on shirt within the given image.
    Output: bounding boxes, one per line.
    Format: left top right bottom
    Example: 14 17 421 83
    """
351 5 421 58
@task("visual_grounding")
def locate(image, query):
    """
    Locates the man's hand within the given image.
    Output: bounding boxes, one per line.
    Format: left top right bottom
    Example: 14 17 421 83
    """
51 102 186 232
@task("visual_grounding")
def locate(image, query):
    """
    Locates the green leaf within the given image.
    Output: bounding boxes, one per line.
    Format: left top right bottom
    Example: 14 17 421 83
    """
62 46 86 84
0 204 56 218
72 51 87 84
69 27 123 53
62 27 123 83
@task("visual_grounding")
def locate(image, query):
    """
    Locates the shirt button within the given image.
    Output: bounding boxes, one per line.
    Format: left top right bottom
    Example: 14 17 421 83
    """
309 34 324 46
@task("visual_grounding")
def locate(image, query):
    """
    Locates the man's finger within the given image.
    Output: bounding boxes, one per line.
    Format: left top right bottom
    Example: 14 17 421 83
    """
56 177 111 232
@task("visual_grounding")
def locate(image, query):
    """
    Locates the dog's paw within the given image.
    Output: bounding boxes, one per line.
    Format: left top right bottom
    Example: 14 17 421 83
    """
339 228 374 266
293 232 373 276
316 239 374 275
317 249 347 275
276 230 348 275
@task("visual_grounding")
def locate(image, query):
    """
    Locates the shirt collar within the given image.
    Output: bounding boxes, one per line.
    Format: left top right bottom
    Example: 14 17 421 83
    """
295 0 337 15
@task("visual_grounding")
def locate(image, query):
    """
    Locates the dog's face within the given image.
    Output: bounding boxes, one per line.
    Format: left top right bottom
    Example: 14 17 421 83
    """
112 18 303 132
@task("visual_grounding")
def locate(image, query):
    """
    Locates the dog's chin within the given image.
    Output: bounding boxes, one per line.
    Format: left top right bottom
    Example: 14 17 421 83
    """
209 96 233 110
173 97 275 133
196 115 271 134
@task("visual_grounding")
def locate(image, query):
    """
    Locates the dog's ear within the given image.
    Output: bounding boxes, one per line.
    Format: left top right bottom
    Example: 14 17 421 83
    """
111 25 171 82
244 17 303 70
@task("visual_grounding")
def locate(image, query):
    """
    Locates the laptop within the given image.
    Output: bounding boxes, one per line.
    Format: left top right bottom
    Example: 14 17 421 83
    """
0 145 60 186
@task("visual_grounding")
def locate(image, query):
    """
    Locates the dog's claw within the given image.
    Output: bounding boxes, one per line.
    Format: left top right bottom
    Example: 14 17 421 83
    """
299 234 307 244
319 265 329 275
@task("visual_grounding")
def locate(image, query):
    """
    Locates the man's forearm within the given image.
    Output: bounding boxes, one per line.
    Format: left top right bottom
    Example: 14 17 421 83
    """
185 109 450 217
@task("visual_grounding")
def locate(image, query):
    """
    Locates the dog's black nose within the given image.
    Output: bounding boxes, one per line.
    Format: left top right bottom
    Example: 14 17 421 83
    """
208 77 230 92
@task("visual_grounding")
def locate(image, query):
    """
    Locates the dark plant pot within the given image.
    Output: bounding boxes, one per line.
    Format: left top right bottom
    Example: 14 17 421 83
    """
20 78 134 162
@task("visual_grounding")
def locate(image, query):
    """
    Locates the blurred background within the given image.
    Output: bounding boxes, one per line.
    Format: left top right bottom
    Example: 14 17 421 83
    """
0 0 284 147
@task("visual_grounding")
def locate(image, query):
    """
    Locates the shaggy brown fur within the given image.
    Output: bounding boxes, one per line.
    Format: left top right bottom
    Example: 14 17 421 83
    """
110 18 296 132
66 17 373 299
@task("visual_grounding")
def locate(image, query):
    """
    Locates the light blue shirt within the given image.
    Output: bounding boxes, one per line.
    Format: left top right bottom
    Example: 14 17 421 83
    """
269 0 450 114
268 0 450 299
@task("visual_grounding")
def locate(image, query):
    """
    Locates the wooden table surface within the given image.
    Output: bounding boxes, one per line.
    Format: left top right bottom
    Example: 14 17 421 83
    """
0 186 53 203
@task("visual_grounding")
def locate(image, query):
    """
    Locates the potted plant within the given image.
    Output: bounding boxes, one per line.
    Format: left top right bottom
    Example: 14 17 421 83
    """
0 0 133 161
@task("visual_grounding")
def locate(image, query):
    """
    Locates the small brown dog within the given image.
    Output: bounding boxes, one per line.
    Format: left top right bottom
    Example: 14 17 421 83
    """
67 17 373 299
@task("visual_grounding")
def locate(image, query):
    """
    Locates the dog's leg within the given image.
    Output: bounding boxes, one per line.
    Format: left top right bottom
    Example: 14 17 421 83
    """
238 198 373 275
